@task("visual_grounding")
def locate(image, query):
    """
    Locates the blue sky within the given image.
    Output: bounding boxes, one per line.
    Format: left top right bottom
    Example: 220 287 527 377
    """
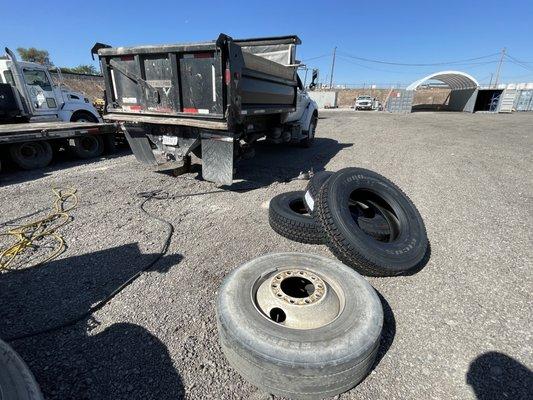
2 0 532 86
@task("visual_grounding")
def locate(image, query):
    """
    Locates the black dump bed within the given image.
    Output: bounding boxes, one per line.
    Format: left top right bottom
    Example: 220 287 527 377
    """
96 34 300 129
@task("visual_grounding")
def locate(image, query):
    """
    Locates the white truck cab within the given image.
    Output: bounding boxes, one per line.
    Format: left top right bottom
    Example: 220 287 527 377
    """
0 48 101 123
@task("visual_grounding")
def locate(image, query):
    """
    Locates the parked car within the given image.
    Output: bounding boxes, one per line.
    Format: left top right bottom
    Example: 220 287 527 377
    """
354 95 374 110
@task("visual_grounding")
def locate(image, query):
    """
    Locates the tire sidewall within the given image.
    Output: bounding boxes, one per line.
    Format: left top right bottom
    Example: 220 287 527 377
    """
321 168 427 269
270 191 315 225
217 253 383 368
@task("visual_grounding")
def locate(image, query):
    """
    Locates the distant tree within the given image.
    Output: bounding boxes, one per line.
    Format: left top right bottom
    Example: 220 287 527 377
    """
16 47 52 65
61 65 99 75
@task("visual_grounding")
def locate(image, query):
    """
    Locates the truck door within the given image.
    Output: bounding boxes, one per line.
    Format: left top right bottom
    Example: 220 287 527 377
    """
21 67 59 114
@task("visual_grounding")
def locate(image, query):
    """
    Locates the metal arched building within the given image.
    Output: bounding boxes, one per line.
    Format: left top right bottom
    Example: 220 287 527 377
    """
387 71 481 113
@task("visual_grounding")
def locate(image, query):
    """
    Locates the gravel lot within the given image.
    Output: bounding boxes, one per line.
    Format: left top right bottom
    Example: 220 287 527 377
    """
1 110 532 399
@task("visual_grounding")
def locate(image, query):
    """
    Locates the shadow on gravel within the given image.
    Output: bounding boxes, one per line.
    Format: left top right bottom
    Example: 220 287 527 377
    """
13 322 185 400
0 243 182 340
231 138 353 191
0 147 131 188
467 352 533 400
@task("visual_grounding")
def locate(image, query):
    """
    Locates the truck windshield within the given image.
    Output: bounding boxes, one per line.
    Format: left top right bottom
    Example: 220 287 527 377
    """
22 68 53 91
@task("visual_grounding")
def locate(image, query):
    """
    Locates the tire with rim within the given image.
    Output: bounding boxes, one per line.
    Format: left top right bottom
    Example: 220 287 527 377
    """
300 113 317 148
269 191 325 244
68 135 104 159
9 141 53 170
316 167 428 276
0 338 44 400
217 253 383 400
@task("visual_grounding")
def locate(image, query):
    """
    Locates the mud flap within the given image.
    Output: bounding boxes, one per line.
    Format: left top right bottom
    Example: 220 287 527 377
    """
201 132 234 186
121 124 157 165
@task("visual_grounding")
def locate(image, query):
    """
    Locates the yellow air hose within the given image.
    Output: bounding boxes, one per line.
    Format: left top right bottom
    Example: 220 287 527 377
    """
0 187 78 271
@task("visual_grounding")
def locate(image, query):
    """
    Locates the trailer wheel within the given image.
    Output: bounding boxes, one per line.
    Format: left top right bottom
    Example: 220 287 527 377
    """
0 339 44 400
269 191 325 244
69 135 104 159
217 253 383 399
9 141 53 170
316 167 428 276
300 113 317 148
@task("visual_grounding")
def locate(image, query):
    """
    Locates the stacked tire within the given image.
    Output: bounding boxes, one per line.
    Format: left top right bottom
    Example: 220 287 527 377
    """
269 168 429 276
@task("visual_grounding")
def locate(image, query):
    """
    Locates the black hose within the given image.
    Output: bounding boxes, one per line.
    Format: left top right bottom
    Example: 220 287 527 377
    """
4 190 174 342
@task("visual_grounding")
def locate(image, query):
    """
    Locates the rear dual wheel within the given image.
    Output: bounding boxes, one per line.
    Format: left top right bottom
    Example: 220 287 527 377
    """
68 135 104 159
9 141 53 170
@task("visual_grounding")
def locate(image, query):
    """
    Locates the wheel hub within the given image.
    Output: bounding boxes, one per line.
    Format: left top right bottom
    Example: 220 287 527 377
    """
255 268 341 329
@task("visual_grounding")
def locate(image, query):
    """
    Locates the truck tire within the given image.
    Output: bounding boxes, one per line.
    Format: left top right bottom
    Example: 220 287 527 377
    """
316 168 428 277
0 339 44 400
9 141 53 170
303 171 334 214
300 114 317 148
352 200 391 241
305 171 391 240
70 111 98 123
217 253 383 400
68 135 104 159
269 191 325 244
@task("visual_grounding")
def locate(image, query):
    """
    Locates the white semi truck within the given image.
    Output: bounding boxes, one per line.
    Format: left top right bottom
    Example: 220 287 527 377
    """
0 48 115 171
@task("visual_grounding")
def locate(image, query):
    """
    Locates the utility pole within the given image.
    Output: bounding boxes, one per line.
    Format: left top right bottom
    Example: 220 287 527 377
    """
329 46 337 89
493 47 506 88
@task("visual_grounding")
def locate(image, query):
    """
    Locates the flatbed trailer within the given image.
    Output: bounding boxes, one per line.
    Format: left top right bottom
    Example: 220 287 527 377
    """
0 121 117 171
95 33 319 185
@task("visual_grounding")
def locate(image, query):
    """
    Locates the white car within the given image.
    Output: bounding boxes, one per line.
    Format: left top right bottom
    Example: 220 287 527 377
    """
355 95 374 110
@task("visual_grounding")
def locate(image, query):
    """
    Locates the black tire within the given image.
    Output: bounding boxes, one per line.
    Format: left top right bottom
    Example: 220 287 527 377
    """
300 113 317 148
305 172 391 240
70 111 98 123
303 171 334 214
269 191 325 244
0 339 44 400
217 253 383 400
68 135 104 159
9 141 53 170
316 167 428 277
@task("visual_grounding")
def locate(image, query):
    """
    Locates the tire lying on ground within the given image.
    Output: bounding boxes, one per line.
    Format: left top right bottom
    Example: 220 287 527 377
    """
305 171 391 240
217 253 383 400
0 338 44 400
316 167 428 276
303 171 334 215
269 191 325 244
9 141 53 170
68 135 104 159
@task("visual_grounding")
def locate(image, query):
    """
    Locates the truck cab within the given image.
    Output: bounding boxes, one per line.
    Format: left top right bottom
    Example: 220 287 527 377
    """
0 48 102 123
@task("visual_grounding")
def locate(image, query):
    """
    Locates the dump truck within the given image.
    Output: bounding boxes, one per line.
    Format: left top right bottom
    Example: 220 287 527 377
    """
94 34 318 185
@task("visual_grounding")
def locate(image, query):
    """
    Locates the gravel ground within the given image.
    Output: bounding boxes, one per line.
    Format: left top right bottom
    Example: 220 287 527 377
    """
0 110 532 399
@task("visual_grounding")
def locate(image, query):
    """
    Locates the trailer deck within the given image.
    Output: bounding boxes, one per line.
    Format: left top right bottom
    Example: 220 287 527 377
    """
0 122 117 144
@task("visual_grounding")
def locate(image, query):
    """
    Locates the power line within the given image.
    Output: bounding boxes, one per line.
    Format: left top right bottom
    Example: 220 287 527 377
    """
505 53 533 72
337 50 501 67
301 53 331 62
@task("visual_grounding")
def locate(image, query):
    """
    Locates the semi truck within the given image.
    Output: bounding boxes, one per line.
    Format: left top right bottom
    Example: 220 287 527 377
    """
94 33 318 185
0 48 115 172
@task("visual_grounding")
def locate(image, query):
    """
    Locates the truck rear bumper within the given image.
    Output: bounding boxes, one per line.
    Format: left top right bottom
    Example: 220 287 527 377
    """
104 113 228 131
